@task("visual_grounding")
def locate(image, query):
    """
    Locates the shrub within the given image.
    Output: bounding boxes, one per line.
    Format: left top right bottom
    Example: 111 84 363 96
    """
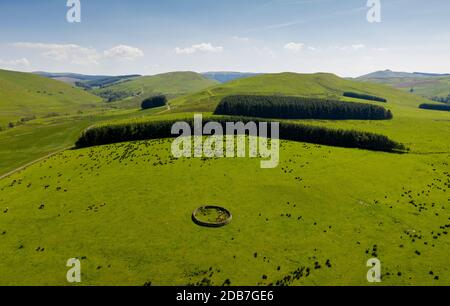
44 112 60 118
419 104 450 112
20 115 36 123
214 95 393 120
343 92 387 103
141 95 167 110
75 116 406 153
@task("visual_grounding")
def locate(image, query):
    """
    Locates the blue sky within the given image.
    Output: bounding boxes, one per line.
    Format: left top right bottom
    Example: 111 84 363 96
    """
1 0 450 76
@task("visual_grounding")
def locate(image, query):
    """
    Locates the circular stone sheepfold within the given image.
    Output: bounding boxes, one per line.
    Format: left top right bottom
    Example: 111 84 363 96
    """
192 206 232 227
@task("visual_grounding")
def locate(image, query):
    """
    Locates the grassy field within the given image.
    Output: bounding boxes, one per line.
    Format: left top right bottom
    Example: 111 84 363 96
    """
91 72 218 108
169 72 429 113
0 107 168 176
0 69 217 178
0 72 448 286
0 137 448 285
0 69 103 128
358 75 450 100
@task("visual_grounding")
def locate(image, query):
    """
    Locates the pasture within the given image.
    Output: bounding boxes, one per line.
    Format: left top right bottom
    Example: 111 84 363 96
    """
0 72 448 286
0 134 448 285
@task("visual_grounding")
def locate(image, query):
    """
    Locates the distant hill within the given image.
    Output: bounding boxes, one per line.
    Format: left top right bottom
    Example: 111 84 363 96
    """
358 70 450 79
358 70 421 79
34 72 112 83
91 71 218 107
0 69 102 128
80 75 141 89
412 72 450 77
357 70 450 102
34 72 141 88
202 71 261 83
171 72 429 112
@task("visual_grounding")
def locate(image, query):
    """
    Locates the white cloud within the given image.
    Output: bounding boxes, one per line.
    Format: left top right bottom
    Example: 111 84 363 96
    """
13 42 101 65
351 44 366 50
0 58 30 69
174 43 223 55
13 43 144 65
232 36 250 42
332 44 366 51
284 42 305 52
103 45 144 61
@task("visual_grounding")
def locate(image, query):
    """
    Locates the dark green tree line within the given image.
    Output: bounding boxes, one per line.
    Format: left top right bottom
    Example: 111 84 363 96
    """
76 116 405 153
343 92 387 103
214 95 393 120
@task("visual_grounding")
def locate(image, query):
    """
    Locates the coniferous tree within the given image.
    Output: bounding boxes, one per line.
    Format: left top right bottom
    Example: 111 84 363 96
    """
214 95 393 120
76 116 405 152
343 92 387 103
419 104 450 112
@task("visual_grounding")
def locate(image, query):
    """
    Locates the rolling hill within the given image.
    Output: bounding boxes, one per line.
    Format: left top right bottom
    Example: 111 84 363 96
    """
1 107 448 286
0 69 103 128
357 70 450 102
170 72 430 113
90 71 219 107
35 71 141 92
358 69 450 79
202 71 261 83
0 70 449 286
34 72 141 87
35 72 111 83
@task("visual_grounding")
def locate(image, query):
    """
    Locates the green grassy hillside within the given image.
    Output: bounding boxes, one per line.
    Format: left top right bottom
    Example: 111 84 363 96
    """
0 136 448 285
0 71 448 286
0 107 167 176
170 72 429 113
0 69 102 128
91 71 218 107
35 72 141 87
358 76 450 101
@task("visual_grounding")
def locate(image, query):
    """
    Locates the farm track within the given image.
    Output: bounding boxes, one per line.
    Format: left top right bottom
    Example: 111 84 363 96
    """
0 106 171 181
0 145 73 181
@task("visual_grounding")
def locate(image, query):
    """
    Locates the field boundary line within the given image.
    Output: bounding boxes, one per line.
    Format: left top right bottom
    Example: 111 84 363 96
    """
0 107 171 181
0 146 74 181
409 151 450 155
0 121 100 181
